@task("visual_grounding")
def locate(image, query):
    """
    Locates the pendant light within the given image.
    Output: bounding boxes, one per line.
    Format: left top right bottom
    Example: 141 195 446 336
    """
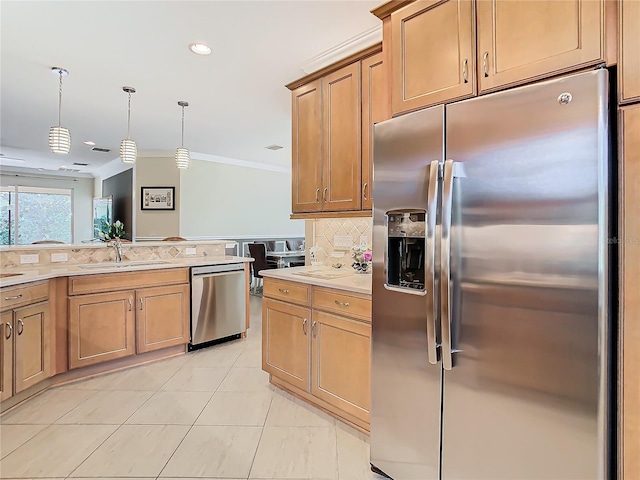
120 86 137 164
49 67 71 154
175 101 190 169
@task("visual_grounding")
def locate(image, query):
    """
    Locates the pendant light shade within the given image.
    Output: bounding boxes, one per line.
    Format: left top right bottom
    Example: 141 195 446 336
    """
175 101 190 169
49 67 71 154
120 86 137 164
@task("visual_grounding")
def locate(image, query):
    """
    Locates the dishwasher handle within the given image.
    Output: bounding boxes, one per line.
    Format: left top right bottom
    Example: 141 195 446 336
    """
191 263 245 276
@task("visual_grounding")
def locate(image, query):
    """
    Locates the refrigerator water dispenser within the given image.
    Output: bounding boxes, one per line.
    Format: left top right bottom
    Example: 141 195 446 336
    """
386 210 426 292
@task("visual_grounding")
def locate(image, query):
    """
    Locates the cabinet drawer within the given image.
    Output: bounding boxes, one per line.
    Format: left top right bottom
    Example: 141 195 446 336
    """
68 268 188 296
312 287 371 322
264 279 310 307
0 281 49 312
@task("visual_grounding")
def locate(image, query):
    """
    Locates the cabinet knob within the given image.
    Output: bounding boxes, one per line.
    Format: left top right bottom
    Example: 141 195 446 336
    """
312 320 317 338
335 300 350 307
17 319 24 335
140 298 144 310
462 59 468 84
4 294 22 301
315 188 320 203
128 299 132 311
302 318 308 335
322 188 328 202
5 322 12 340
278 288 290 294
362 183 368 200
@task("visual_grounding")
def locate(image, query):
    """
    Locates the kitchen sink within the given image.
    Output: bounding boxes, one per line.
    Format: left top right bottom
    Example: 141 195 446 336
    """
78 260 169 269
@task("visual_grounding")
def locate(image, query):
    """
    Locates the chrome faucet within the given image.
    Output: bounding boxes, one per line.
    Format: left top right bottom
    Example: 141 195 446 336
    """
109 238 123 262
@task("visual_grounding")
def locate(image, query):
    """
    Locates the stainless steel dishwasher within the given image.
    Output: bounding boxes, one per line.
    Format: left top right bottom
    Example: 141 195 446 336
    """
189 263 246 350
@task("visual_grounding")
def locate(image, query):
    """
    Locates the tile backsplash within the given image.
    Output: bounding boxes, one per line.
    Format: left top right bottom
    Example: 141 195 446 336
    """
307 217 372 264
0 243 225 269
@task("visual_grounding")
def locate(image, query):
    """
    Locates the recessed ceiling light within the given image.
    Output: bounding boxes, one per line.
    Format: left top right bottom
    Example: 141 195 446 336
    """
189 42 211 55
83 141 96 146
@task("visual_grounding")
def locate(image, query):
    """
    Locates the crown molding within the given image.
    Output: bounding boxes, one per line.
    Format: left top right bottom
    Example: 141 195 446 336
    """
299 24 382 75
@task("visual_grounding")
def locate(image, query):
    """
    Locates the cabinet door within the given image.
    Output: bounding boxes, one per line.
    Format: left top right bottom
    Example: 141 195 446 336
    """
13 302 50 394
136 284 189 354
311 311 371 423
292 79 323 213
323 62 362 211
621 104 640 480
69 291 135 369
361 52 385 211
262 298 310 391
620 0 640 104
1 311 13 401
477 0 603 93
391 0 475 115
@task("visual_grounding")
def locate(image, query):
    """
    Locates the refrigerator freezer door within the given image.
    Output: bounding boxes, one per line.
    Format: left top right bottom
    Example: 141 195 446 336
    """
441 70 609 479
371 105 444 479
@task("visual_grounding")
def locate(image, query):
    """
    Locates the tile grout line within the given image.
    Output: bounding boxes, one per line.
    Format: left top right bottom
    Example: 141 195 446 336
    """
64 359 183 479
246 391 275 480
155 353 238 479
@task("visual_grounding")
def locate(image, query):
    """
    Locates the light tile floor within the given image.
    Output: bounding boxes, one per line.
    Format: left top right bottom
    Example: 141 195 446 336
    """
0 296 383 480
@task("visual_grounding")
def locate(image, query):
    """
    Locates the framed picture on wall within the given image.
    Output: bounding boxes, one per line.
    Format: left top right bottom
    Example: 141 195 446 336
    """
141 186 175 210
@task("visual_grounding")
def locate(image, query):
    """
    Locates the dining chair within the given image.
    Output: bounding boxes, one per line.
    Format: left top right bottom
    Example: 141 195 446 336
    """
248 243 277 294
286 239 305 251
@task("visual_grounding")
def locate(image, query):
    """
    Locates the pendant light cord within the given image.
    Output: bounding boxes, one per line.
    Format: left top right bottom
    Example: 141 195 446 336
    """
181 106 185 147
127 92 132 139
58 71 63 127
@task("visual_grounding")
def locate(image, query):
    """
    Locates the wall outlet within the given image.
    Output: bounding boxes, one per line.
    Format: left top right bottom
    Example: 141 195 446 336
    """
185 247 197 256
20 254 39 264
50 253 69 263
360 235 368 246
333 235 354 249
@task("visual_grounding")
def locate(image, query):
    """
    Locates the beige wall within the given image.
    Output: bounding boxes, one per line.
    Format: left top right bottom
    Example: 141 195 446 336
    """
135 157 180 239
179 159 304 238
0 170 94 242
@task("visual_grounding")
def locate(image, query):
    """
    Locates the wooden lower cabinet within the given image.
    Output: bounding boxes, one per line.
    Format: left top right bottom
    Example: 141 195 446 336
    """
1 311 13 401
13 302 51 394
311 311 371 424
2 304 52 399
262 298 310 391
68 291 135 369
262 278 371 430
136 284 190 353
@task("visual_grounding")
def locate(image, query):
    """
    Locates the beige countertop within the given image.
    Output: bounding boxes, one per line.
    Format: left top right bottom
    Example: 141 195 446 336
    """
260 266 372 296
0 256 252 288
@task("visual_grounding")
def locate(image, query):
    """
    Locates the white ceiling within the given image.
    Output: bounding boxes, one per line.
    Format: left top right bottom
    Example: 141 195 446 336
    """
0 0 381 177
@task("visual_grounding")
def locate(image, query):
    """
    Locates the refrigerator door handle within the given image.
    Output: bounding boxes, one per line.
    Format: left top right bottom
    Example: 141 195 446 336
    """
426 160 440 365
441 159 455 370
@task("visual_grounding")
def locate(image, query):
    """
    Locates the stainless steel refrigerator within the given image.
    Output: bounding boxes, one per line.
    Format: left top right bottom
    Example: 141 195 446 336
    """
370 69 611 480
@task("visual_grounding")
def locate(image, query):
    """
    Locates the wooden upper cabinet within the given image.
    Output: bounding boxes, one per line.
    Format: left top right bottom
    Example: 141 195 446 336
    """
477 0 604 93
391 0 475 115
136 284 190 354
620 0 640 104
68 291 135 369
1 311 13 401
361 52 385 210
13 302 50 394
323 62 362 211
292 80 323 213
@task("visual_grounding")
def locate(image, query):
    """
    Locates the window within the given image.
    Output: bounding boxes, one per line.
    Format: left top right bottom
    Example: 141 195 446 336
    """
0 185 73 245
